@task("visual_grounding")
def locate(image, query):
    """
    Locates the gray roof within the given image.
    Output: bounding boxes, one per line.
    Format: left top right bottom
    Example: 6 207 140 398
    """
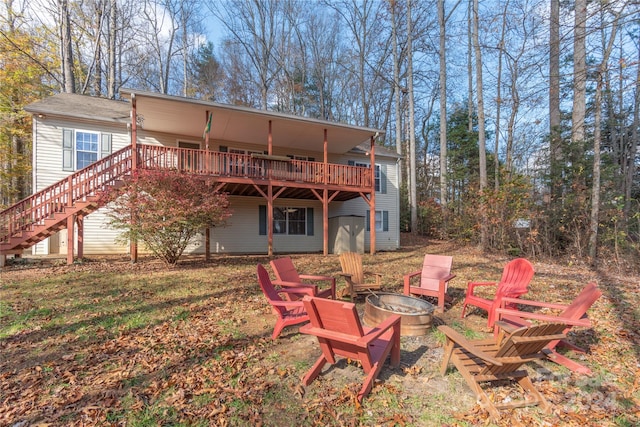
24 93 130 125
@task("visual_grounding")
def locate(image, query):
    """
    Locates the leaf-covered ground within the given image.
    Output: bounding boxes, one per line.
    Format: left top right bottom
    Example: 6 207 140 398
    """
1 236 639 426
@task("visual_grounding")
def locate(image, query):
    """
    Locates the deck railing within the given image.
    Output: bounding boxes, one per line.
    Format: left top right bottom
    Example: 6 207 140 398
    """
1 146 132 242
1 144 371 244
138 145 372 187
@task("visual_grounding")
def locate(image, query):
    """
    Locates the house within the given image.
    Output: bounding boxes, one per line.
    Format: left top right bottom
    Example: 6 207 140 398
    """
0 90 400 266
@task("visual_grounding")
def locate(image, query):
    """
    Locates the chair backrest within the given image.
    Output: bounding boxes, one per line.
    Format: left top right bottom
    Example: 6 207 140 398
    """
257 263 286 309
420 254 453 291
497 258 535 298
339 252 364 284
270 257 301 283
303 297 365 346
487 322 566 375
560 282 601 320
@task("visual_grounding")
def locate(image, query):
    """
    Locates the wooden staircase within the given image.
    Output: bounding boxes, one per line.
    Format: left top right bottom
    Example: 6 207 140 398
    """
0 146 133 260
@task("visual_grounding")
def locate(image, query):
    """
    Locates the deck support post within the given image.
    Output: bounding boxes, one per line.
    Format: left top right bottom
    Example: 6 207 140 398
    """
67 214 75 265
267 184 273 256
130 93 138 263
323 129 329 256
369 136 376 255
77 214 84 260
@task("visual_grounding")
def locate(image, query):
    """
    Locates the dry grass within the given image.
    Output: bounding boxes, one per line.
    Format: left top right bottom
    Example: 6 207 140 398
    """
1 236 639 426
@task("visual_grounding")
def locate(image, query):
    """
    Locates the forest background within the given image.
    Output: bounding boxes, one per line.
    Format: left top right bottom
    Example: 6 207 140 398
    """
0 0 638 269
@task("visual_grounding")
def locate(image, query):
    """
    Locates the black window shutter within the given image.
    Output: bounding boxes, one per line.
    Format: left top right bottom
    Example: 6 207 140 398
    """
383 211 389 231
380 165 387 194
366 210 370 231
259 205 267 235
306 208 314 236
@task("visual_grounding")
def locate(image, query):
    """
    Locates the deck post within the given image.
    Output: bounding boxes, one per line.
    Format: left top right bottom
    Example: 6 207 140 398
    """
267 184 273 256
369 136 376 255
67 214 75 265
130 94 138 263
77 214 84 260
323 129 329 255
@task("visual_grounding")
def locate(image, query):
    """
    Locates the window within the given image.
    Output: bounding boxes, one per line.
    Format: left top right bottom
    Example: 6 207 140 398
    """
355 162 382 192
366 210 389 232
63 129 111 171
259 206 314 236
273 207 306 235
76 131 99 169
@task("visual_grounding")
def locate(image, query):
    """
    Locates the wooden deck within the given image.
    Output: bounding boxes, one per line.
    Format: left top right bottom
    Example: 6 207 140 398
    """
1 144 373 256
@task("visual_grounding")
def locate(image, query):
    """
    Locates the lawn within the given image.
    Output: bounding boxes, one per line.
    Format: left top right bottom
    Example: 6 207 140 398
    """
1 237 639 426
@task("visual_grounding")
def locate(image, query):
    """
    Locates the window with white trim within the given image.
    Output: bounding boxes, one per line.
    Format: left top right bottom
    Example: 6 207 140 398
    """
63 129 111 171
76 131 99 169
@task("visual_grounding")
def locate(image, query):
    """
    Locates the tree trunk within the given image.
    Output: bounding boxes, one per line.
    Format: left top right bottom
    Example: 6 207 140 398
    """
549 0 562 201
589 8 620 263
472 0 488 250
59 0 76 93
407 0 417 232
494 0 509 190
107 0 116 99
438 0 447 208
466 0 473 132
390 0 403 188
571 0 586 146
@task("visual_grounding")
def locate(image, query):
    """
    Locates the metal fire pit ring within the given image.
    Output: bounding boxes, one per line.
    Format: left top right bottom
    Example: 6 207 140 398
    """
363 293 435 336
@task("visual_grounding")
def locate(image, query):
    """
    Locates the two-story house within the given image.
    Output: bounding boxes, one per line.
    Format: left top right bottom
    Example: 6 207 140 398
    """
0 90 400 266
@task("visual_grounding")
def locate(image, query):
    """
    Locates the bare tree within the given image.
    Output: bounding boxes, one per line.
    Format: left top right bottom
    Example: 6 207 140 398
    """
407 0 417 231
472 0 487 249
58 0 75 93
589 4 623 262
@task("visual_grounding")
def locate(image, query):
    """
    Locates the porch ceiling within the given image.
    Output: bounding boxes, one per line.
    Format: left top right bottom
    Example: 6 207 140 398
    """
120 89 384 155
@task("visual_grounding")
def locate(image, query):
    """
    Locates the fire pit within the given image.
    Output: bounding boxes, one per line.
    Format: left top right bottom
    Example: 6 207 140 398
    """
363 293 434 336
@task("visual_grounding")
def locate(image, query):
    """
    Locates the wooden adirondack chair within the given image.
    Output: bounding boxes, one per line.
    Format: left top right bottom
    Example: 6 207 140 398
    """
495 281 602 374
256 263 313 340
403 254 456 312
338 252 383 301
270 256 336 299
439 321 567 421
461 258 535 327
300 296 401 403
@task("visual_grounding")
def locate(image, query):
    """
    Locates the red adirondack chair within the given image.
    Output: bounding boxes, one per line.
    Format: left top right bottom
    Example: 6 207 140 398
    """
300 296 401 403
256 263 313 340
270 256 336 299
461 258 534 327
403 254 456 312
495 281 602 374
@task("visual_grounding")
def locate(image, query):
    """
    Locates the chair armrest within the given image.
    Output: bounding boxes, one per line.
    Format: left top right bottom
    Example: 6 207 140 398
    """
299 274 335 284
277 286 316 297
438 325 502 366
500 296 569 310
442 273 456 282
269 298 305 309
466 281 498 294
495 307 592 327
358 314 401 345
403 270 422 281
404 270 421 293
